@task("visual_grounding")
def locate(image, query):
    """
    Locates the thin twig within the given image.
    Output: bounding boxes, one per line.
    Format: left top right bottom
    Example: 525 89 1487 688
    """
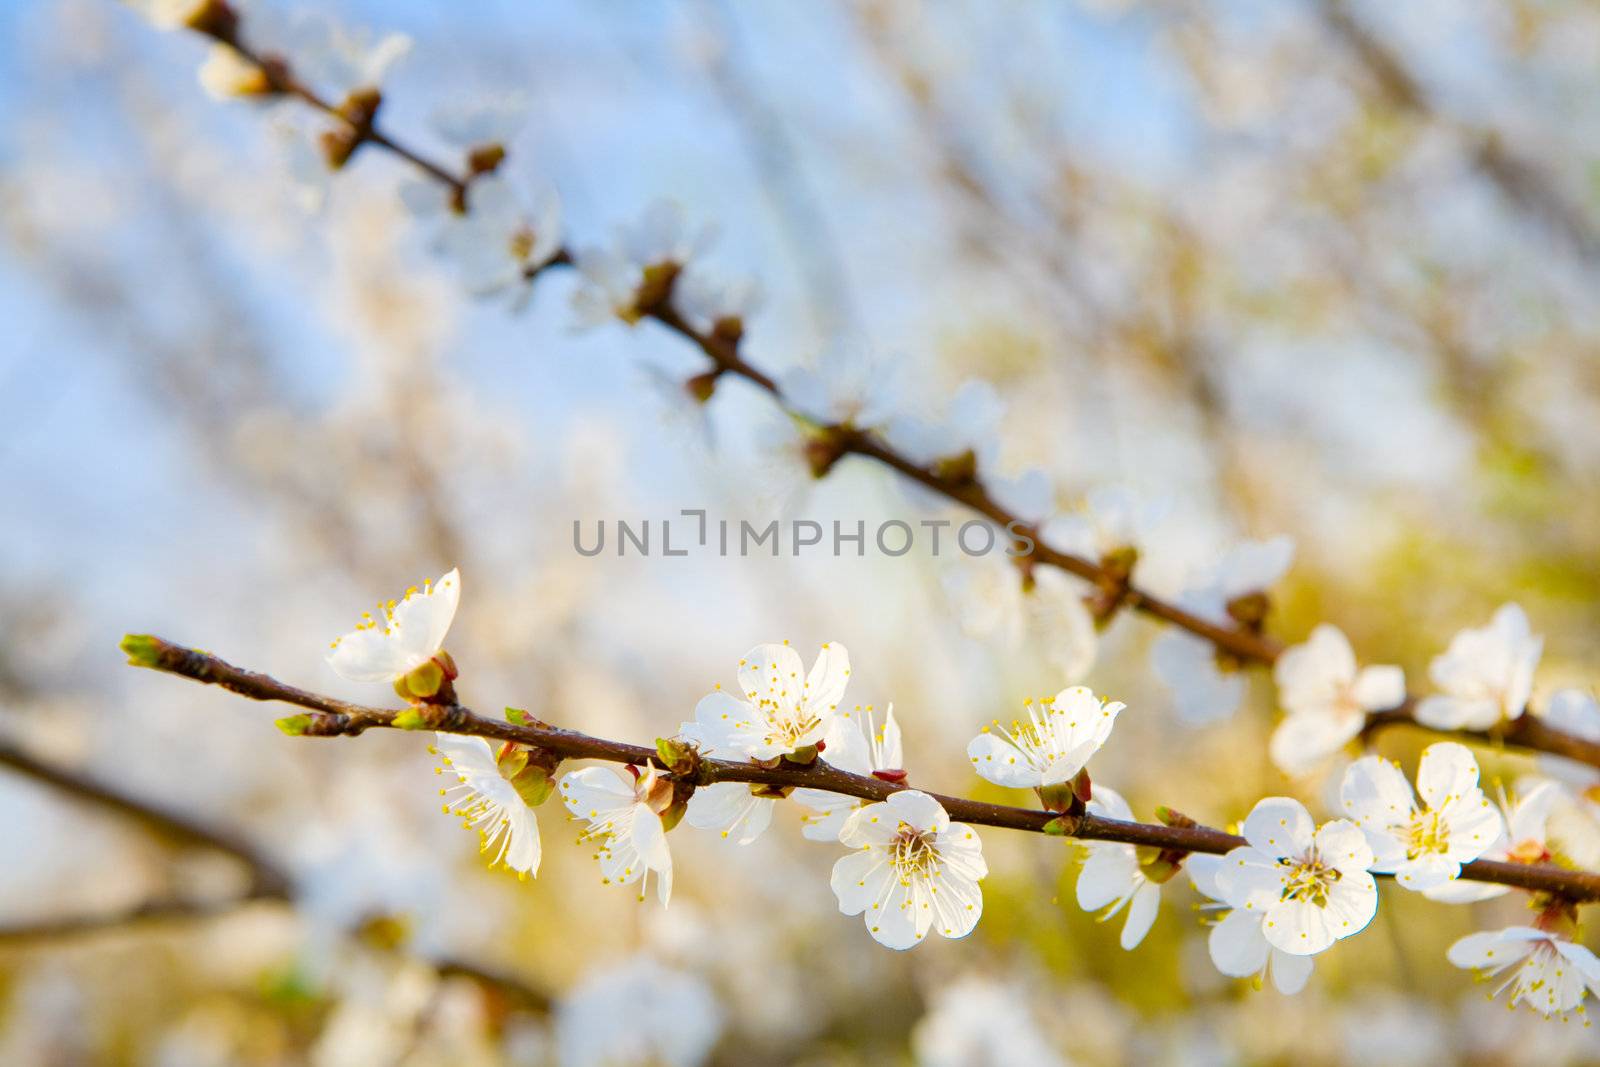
123 636 1600 904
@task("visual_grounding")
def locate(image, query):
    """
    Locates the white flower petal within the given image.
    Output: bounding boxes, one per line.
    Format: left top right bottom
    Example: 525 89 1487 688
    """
1242 797 1316 858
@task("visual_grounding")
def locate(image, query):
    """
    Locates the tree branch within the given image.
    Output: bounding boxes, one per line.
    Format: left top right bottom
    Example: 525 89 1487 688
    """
160 5 1600 769
121 636 1600 904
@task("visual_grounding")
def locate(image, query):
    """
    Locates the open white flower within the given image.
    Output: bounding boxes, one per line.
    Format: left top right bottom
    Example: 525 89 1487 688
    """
1188 853 1315 994
682 781 776 846
327 568 460 684
1415 604 1542 731
831 790 986 949
682 641 850 762
433 733 540 877
795 703 903 842
1076 786 1165 950
434 176 563 306
967 686 1123 791
560 766 674 905
1216 797 1377 956
1270 624 1405 776
1448 927 1600 1019
1424 778 1561 904
1339 743 1502 891
680 641 850 844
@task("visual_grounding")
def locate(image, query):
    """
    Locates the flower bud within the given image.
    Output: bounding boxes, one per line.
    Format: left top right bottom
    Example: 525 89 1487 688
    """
784 744 821 766
684 370 720 405
497 742 561 807
655 737 702 779
629 262 680 322
933 448 978 487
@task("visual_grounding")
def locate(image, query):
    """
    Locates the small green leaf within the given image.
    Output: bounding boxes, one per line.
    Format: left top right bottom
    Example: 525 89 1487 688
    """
393 709 428 731
120 634 163 668
276 714 314 736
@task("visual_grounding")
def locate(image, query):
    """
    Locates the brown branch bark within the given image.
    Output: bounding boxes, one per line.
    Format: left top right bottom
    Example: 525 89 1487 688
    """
122 636 1600 904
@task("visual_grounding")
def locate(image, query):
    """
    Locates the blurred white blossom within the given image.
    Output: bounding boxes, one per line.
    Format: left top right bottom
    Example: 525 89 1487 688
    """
1271 624 1404 776
912 974 1069 1067
556 955 722 1067
1415 603 1542 731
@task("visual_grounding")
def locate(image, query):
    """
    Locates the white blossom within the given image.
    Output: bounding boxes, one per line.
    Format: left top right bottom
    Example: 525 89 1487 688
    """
1448 927 1600 1019
1414 604 1542 731
559 765 674 905
1151 628 1246 725
287 12 410 99
678 641 850 844
780 340 906 430
1339 743 1501 891
1152 537 1295 724
1215 796 1378 956
1270 624 1405 776
1187 853 1315 994
831 790 986 949
326 568 460 683
555 955 722 1067
429 94 531 152
434 175 563 306
885 378 1004 467
198 46 274 99
673 263 763 336
942 559 1097 682
432 733 541 877
1424 779 1562 904
1536 688 1600 791
795 703 903 842
571 201 714 328
966 686 1123 790
911 975 1068 1067
1076 786 1165 950
1043 485 1165 564
682 641 850 762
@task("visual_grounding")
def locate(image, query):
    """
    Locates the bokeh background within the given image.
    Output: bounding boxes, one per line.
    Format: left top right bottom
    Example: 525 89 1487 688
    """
4 0 1600 1063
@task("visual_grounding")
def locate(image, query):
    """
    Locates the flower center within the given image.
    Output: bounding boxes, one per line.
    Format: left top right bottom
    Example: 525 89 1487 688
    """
890 828 941 880
1405 809 1450 860
508 225 536 263
1280 855 1340 907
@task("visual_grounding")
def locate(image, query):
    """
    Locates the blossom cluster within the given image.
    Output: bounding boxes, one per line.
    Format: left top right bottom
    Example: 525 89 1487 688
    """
313 568 1600 1019
128 0 1600 1028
